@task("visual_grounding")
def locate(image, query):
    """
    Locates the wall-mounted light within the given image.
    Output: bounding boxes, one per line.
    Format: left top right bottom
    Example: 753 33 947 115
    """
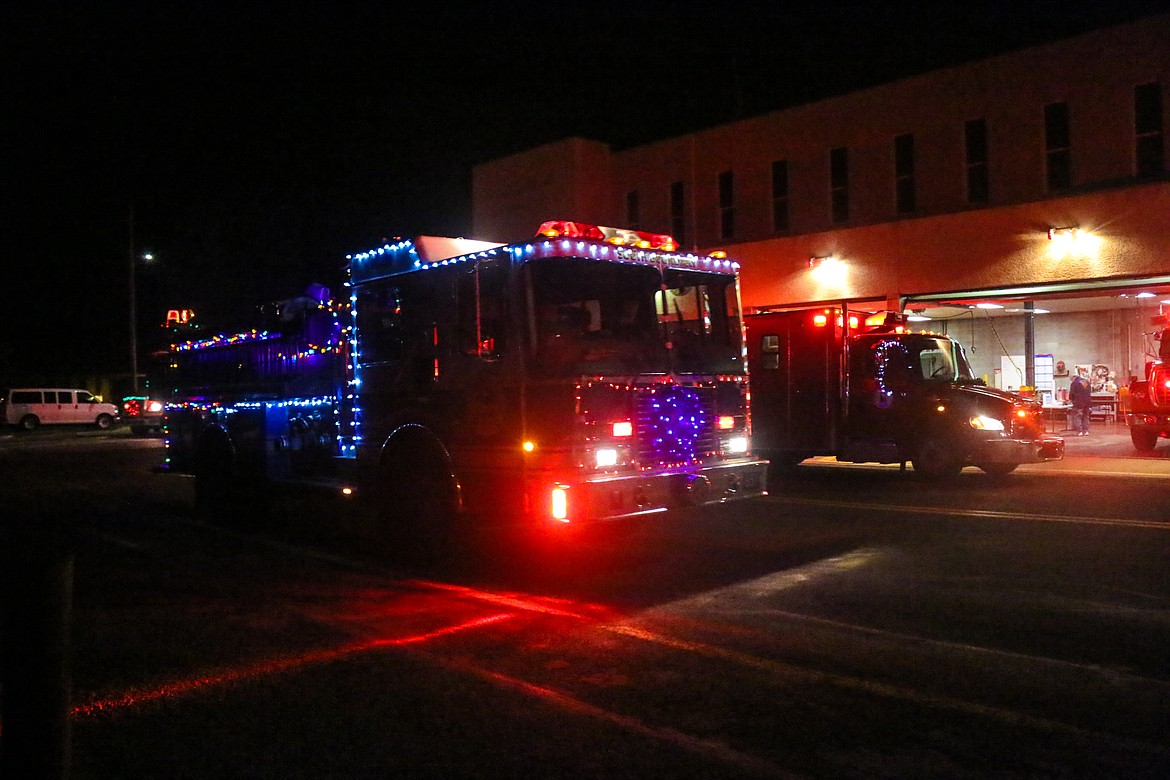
809 254 847 284
1046 225 1101 259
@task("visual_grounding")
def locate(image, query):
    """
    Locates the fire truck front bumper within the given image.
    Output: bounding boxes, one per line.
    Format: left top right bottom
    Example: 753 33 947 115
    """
555 458 770 523
971 435 1065 465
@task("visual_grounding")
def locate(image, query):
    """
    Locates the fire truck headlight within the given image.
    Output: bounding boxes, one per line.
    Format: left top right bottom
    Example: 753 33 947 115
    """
595 448 619 468
969 415 1005 431
726 436 748 454
551 487 569 522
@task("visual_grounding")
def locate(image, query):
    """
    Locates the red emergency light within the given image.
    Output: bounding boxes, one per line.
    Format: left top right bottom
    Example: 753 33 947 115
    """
811 310 859 329
536 221 679 252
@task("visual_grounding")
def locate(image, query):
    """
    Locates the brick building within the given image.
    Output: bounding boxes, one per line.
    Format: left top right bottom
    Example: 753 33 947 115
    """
472 13 1170 401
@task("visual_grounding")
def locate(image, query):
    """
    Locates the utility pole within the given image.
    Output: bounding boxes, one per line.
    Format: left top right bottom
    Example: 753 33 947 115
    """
129 204 140 394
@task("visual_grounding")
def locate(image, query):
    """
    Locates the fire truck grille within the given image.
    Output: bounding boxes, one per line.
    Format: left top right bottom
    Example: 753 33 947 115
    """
634 384 719 466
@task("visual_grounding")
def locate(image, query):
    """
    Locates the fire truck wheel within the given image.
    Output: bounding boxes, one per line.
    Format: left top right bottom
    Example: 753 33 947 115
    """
765 453 806 489
378 444 458 566
911 439 962 480
1131 427 1159 452
19 414 40 431
194 432 244 520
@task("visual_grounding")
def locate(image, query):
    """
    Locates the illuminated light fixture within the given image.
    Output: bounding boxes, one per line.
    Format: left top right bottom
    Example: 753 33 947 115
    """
595 448 619 468
340 487 354 497
534 220 678 252
813 312 829 327
522 440 536 453
969 415 1005 431
612 421 633 437
809 254 847 285
1135 292 1156 298
550 487 569 521
1046 225 1102 259
709 250 728 259
906 314 931 322
726 436 748 454
975 303 1004 310
716 415 735 430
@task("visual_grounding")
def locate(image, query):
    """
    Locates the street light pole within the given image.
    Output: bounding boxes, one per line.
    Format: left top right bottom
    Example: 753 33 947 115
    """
128 205 154 395
129 205 139 395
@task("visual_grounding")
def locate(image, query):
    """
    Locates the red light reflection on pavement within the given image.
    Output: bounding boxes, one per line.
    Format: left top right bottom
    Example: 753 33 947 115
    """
71 613 513 719
407 579 619 622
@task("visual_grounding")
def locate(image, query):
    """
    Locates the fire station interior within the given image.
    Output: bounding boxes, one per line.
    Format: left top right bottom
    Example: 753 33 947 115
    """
900 282 1170 431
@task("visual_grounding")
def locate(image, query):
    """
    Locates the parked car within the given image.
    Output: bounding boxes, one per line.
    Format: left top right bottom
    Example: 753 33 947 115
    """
120 395 166 436
1 388 119 430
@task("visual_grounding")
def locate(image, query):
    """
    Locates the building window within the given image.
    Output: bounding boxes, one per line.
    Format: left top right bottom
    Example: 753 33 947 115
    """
894 133 916 214
670 181 686 247
830 147 849 223
718 170 734 240
626 190 640 229
1135 81 1164 178
1045 101 1071 191
965 118 989 203
771 160 789 233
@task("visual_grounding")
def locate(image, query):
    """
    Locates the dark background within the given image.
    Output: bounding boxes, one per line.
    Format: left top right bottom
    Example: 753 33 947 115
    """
5 0 1169 378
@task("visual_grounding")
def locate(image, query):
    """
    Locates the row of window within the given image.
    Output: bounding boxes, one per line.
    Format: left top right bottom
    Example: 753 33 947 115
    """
626 82 1164 243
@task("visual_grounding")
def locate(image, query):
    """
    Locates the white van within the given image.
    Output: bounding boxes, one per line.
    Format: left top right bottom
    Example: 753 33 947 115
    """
1 388 119 430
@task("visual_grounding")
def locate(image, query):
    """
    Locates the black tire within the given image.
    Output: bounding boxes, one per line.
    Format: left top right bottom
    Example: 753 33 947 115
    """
193 431 244 522
19 415 39 431
765 452 806 491
1131 427 1159 452
378 438 460 569
95 414 113 430
979 462 1019 477
912 438 962 480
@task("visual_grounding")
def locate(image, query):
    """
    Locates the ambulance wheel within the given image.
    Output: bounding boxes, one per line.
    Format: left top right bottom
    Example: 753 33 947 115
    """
912 439 962 480
979 462 1018 477
19 414 39 431
1131 428 1159 452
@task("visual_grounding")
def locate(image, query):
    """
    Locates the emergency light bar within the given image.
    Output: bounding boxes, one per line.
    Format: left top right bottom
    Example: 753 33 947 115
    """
537 220 679 252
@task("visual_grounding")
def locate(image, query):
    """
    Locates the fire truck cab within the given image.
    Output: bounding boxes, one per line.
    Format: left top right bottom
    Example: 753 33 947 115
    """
160 222 768 554
745 306 1064 480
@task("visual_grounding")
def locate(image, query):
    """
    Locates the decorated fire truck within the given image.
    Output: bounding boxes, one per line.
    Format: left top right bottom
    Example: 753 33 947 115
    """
160 221 768 551
744 306 1065 480
1126 317 1170 452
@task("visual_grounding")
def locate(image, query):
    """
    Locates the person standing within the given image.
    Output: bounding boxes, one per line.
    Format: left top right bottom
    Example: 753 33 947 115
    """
1068 373 1092 436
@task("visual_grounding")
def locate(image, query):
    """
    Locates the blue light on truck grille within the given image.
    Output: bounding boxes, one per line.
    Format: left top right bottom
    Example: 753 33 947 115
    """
638 385 710 465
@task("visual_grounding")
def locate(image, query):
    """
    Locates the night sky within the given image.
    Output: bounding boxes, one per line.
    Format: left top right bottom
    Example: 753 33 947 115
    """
6 0 1170 379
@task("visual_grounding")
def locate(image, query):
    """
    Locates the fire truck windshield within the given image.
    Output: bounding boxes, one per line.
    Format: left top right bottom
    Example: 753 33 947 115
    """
523 259 744 377
525 258 667 376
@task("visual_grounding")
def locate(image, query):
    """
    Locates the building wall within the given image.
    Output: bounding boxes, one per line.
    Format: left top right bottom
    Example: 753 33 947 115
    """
472 137 615 243
613 13 1169 248
470 13 1170 311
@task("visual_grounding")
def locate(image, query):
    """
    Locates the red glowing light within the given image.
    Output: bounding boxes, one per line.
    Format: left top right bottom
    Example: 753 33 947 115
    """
72 613 514 719
717 415 735 430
